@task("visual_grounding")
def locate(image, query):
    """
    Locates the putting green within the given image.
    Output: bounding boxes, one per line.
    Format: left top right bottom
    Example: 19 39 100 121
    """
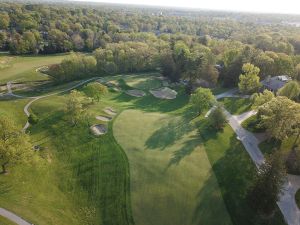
123 74 162 90
113 109 232 225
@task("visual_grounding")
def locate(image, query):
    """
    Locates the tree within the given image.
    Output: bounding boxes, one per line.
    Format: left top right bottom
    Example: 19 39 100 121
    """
251 89 275 108
277 81 300 101
83 82 108 102
258 96 300 140
0 13 10 29
238 63 261 94
65 90 86 125
208 104 227 130
190 88 215 114
0 117 33 174
247 152 286 216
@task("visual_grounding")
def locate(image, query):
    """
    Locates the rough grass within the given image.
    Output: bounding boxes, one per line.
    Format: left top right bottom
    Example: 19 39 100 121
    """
219 97 252 115
113 109 232 225
0 215 16 225
0 98 29 128
198 119 286 225
0 54 68 84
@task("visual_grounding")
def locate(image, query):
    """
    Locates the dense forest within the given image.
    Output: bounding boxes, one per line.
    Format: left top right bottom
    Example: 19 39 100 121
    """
1 1 300 87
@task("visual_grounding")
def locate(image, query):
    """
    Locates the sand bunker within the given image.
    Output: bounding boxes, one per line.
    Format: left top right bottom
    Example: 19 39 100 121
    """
90 124 107 136
96 115 112 122
150 87 177 100
103 107 117 116
125 89 146 97
36 65 49 73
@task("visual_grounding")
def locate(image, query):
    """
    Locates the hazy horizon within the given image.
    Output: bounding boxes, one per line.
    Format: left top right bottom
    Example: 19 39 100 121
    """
72 0 300 15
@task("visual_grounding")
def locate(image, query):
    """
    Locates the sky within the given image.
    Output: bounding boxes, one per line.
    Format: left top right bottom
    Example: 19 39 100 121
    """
75 0 300 15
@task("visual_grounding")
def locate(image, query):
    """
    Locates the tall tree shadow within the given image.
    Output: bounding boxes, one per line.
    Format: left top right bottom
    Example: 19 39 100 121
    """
167 135 200 167
145 117 195 150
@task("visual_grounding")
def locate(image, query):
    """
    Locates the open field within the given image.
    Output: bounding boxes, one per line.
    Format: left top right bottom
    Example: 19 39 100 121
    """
114 109 232 225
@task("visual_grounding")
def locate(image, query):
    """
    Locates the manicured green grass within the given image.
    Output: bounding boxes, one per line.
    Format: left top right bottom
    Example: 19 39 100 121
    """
123 73 162 90
295 189 300 209
219 97 252 115
0 54 68 84
198 120 286 225
0 215 16 225
113 109 232 225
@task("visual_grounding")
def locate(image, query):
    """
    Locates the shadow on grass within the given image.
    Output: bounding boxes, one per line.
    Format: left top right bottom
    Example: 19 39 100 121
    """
198 121 286 225
145 116 195 150
167 135 200 167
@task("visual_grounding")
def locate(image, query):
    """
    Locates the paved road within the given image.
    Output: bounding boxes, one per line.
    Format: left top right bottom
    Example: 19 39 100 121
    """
224 107 300 225
0 208 31 225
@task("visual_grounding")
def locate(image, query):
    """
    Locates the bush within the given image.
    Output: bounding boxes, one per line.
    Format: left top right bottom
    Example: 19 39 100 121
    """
242 115 265 133
28 113 39 125
208 105 227 130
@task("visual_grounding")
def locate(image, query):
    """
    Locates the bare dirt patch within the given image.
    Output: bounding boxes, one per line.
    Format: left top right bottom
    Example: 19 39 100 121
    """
90 124 107 136
103 107 117 116
96 115 112 122
125 89 146 97
150 87 177 99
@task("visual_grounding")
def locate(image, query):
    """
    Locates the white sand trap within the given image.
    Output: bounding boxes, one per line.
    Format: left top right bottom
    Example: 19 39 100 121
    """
36 65 49 73
90 124 107 136
96 115 112 122
103 107 117 116
125 89 146 97
150 87 177 99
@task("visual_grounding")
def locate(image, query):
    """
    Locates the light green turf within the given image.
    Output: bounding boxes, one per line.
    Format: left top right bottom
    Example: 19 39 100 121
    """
113 109 232 225
0 54 68 83
123 73 162 90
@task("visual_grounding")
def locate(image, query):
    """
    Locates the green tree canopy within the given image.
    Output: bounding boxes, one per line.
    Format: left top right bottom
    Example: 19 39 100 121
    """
0 117 33 174
190 87 215 114
238 63 261 94
277 81 300 101
247 152 286 216
258 96 300 140
251 89 275 108
83 82 108 102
